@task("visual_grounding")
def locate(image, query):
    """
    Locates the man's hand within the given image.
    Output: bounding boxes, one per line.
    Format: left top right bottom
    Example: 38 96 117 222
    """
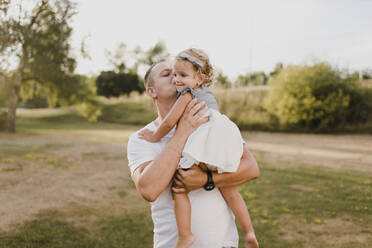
138 129 158 142
172 165 208 194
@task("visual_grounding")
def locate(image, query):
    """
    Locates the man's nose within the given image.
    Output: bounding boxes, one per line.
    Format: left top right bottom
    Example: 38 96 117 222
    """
172 75 178 84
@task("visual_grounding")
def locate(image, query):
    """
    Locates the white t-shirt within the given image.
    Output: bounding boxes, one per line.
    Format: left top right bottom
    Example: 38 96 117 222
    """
127 122 239 248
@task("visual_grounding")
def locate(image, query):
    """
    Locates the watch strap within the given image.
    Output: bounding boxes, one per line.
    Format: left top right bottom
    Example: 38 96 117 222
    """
204 169 215 191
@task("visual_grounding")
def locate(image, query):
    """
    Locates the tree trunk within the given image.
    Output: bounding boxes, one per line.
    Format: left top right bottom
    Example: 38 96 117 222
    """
5 54 25 133
5 85 19 133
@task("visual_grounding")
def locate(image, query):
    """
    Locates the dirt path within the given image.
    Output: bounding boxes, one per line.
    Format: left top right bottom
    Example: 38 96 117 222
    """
242 132 372 174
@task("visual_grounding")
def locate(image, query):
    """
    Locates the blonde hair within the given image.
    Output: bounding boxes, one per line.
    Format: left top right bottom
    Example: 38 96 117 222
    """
176 48 214 87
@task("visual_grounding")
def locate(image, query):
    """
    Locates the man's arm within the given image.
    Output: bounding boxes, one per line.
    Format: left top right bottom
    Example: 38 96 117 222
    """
132 99 208 202
172 144 259 192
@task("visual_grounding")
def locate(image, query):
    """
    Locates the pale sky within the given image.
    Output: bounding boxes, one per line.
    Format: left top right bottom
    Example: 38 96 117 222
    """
71 0 372 79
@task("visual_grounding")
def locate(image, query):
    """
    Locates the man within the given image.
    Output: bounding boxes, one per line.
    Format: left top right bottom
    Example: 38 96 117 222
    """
127 59 259 248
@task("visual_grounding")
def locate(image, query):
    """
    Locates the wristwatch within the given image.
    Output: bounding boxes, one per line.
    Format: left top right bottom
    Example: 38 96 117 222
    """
203 169 215 191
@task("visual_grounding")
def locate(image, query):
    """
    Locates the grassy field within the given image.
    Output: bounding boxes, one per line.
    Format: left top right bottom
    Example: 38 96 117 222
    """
0 109 371 248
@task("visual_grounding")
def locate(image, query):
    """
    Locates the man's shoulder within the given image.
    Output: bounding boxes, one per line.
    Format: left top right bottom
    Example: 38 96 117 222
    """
128 121 156 142
127 121 158 174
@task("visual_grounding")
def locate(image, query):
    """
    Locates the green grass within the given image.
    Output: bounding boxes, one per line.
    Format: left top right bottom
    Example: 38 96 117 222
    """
0 210 153 248
108 185 128 198
14 108 140 138
17 112 130 132
0 164 23 172
0 161 370 248
236 160 372 248
99 102 157 125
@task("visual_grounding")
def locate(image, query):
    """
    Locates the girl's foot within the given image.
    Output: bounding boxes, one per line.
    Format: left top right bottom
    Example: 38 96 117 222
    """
245 232 259 248
174 234 195 248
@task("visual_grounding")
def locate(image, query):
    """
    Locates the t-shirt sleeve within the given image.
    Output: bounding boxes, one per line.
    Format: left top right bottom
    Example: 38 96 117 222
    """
127 132 158 175
241 135 246 145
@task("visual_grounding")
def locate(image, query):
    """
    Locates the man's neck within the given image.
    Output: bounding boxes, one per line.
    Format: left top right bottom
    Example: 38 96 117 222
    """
154 98 176 125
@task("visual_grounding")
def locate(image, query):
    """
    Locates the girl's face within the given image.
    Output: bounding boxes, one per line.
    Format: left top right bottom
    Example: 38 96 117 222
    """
172 60 202 92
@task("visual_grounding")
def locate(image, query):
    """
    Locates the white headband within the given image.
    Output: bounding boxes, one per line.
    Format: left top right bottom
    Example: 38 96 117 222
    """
178 52 204 68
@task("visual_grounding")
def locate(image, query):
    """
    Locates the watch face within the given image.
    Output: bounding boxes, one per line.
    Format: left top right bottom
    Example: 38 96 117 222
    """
205 184 215 191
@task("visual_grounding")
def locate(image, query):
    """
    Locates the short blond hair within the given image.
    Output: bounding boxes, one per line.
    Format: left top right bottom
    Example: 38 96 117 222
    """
176 48 214 87
144 59 167 88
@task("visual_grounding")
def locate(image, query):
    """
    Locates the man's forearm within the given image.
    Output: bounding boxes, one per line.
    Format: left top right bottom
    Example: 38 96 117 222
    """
174 144 259 192
137 130 189 201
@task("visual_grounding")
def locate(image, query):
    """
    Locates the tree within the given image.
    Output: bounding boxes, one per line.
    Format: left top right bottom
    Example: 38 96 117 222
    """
105 41 169 74
215 71 232 88
95 71 144 98
269 62 284 77
105 43 132 73
0 76 8 130
141 41 169 66
361 69 372 80
0 0 77 133
235 73 250 87
235 72 267 87
99 41 168 97
0 76 9 107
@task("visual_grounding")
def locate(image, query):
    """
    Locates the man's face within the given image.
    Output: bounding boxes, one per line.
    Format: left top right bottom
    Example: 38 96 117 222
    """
150 60 177 100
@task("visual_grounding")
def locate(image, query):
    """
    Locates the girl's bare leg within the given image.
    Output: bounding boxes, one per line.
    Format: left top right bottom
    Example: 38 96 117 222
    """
220 186 259 248
173 192 195 248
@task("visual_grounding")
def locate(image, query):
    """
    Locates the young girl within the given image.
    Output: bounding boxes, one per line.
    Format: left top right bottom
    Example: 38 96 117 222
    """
139 48 259 248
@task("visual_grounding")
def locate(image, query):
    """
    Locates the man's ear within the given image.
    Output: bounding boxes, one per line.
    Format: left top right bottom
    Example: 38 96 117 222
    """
146 87 157 99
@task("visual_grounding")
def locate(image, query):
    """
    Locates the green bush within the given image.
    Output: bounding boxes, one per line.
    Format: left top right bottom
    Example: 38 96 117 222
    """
264 62 371 131
20 96 49 108
75 99 103 122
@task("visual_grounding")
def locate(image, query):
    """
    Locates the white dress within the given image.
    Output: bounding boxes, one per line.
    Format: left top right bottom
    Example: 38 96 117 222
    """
178 86 244 173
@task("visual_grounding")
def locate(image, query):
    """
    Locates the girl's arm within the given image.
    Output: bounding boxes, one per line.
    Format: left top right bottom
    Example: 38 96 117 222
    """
132 99 209 202
139 92 193 142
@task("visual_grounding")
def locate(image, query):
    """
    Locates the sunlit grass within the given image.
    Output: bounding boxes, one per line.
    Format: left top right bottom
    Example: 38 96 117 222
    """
0 209 153 248
15 108 139 142
0 160 370 248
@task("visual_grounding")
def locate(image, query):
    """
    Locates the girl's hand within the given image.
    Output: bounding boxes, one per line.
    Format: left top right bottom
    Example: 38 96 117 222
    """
138 129 158 142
